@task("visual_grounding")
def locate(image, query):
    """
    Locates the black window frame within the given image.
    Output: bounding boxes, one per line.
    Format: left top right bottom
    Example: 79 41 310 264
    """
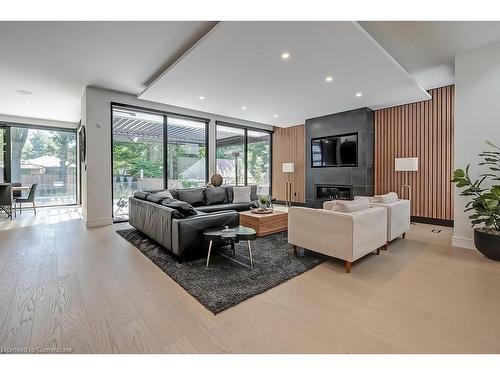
110 102 210 223
0 121 79 207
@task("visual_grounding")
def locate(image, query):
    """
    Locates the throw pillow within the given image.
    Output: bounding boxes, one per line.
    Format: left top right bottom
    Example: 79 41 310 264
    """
145 193 166 204
322 201 337 210
249 185 259 201
232 186 251 203
354 196 372 203
333 200 371 213
205 187 228 205
133 191 149 200
161 198 198 217
372 192 398 204
155 190 174 199
176 188 205 206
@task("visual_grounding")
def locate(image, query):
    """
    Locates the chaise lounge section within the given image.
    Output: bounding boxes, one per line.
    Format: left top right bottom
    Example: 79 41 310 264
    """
128 185 258 259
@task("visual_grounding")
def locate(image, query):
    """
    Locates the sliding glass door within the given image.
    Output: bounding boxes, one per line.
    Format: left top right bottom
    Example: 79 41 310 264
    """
216 123 272 195
112 107 164 222
216 125 246 186
112 106 209 221
9 127 77 206
167 116 207 189
247 130 271 195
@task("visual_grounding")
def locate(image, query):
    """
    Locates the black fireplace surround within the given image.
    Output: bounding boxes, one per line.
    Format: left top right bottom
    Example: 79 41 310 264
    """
305 108 374 208
316 185 352 200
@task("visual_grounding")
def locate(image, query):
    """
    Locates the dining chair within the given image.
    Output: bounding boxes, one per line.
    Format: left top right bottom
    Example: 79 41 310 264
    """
16 183 37 215
0 183 16 220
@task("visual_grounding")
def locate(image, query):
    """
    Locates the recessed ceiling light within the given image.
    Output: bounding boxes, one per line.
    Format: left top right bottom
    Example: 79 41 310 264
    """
241 106 246 110
16 89 33 96
274 114 278 118
199 96 205 100
23 101 30 105
281 52 290 60
356 92 363 97
325 76 333 82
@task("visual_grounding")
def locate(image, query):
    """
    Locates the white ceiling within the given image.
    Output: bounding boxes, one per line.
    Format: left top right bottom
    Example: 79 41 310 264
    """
140 21 430 127
2 21 500 126
0 21 215 123
360 21 500 90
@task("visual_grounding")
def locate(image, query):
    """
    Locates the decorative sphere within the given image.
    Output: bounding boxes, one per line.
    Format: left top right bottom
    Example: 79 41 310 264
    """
210 173 223 187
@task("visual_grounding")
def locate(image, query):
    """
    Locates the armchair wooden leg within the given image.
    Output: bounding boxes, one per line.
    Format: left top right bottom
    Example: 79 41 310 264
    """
402 232 406 239
383 242 388 250
345 261 352 273
376 247 381 255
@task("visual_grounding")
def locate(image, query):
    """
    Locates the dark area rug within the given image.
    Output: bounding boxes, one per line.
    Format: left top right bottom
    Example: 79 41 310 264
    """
116 229 328 314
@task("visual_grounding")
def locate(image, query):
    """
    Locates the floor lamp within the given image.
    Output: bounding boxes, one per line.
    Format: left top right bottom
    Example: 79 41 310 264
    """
395 157 419 201
282 162 294 207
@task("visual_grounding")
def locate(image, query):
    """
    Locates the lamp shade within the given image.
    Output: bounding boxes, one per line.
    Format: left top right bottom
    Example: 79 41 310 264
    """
282 162 295 173
395 157 418 172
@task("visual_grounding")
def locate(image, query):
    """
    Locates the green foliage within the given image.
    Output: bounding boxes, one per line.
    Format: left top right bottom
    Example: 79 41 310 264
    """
113 141 163 178
451 140 500 231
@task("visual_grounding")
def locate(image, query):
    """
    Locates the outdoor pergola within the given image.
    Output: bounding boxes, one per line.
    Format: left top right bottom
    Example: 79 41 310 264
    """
112 110 247 147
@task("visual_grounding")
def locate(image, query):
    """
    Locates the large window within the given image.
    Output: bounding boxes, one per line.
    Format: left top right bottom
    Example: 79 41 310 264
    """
111 106 209 221
247 130 271 195
216 123 272 196
112 107 164 222
167 116 207 189
10 127 77 206
216 125 246 186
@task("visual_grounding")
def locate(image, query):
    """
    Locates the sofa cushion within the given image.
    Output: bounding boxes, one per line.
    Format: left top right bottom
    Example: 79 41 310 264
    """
232 186 251 203
133 191 149 200
226 185 258 202
354 196 372 203
161 198 198 218
205 187 229 205
168 188 178 199
154 189 174 199
372 192 398 204
176 188 205 206
196 202 254 213
333 200 371 213
145 193 168 204
249 185 258 201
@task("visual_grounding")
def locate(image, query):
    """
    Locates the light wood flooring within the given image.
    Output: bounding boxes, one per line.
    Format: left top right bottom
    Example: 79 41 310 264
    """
1 207 500 353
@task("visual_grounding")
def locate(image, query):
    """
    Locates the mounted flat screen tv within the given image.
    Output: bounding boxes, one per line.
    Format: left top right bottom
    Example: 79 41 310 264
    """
311 133 358 167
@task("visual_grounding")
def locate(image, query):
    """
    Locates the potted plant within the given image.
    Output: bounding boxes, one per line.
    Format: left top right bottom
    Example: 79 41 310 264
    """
452 140 500 260
259 195 270 208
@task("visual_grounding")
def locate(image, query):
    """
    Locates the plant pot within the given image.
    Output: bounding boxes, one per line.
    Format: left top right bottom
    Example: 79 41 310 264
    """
474 228 500 261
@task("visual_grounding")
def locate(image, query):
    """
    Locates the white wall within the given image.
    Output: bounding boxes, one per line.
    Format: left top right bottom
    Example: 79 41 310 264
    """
82 86 272 227
453 41 500 249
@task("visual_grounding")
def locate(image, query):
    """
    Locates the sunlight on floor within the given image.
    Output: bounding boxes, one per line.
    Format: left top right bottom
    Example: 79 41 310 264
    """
0 205 82 230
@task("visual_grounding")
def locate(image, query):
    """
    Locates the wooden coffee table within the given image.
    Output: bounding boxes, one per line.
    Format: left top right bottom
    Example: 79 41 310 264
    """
239 210 288 237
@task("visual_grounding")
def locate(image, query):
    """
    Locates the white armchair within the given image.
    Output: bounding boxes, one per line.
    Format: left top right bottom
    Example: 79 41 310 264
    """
354 195 411 242
288 206 387 273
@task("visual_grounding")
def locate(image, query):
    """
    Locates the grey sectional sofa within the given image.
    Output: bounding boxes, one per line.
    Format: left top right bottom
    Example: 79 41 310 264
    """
128 186 258 259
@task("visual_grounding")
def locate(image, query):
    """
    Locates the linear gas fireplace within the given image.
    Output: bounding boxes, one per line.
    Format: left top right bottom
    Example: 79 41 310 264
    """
316 184 352 201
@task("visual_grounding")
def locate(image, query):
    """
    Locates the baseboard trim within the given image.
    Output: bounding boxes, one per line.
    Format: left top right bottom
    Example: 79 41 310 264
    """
411 216 454 227
84 217 113 228
452 235 475 250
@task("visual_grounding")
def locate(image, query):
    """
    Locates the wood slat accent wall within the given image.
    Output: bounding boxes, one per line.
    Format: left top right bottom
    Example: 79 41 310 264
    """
374 85 454 220
272 124 306 203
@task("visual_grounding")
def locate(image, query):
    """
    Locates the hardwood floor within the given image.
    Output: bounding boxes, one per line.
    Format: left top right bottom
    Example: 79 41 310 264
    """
1 207 500 353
